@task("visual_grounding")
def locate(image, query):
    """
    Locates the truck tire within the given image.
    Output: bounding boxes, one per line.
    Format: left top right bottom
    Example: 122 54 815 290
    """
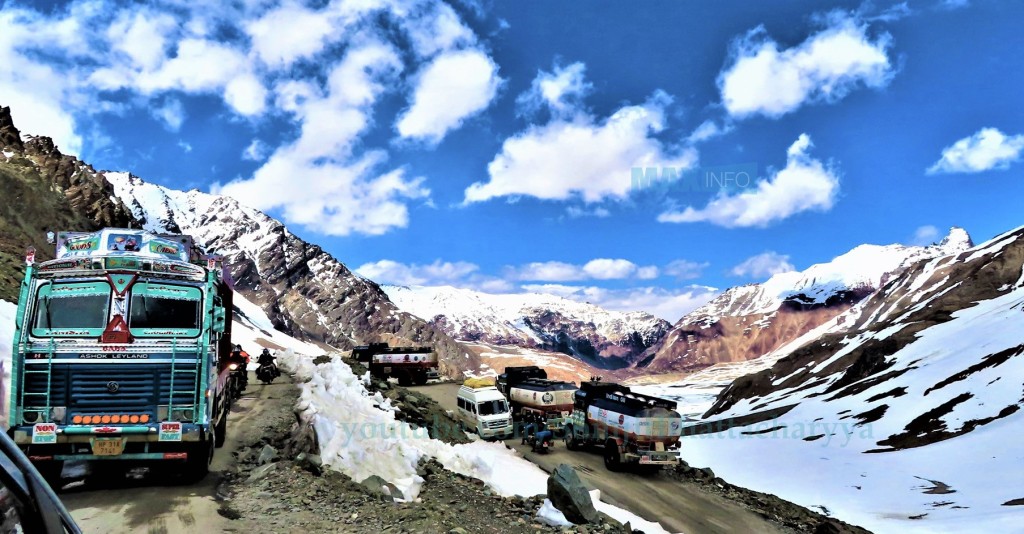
563 426 579 450
182 432 214 483
34 460 64 491
414 371 428 386
397 373 412 387
215 407 228 448
603 440 623 472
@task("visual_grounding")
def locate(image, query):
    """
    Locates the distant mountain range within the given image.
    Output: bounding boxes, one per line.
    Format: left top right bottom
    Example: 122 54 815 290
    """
636 229 973 374
383 284 670 369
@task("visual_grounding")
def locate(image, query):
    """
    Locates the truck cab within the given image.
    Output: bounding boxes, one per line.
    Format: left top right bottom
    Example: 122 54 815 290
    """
455 384 514 440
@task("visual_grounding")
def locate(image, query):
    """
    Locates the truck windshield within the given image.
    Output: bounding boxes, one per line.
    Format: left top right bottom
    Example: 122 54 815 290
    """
32 281 110 336
477 400 508 416
129 282 202 334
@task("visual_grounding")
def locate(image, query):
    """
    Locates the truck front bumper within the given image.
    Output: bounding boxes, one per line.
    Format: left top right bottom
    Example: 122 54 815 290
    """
10 423 205 461
629 451 680 465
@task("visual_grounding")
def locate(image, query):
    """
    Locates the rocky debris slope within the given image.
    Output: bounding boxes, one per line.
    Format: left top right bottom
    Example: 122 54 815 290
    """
0 105 138 301
220 378 635 534
105 172 478 377
385 285 670 370
668 462 870 534
638 228 973 374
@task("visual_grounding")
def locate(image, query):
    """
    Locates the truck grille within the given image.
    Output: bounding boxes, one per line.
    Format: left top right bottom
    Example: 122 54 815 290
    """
22 363 199 411
485 419 509 429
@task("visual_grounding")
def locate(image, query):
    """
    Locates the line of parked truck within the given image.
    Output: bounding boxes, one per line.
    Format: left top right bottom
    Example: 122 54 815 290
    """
455 365 683 472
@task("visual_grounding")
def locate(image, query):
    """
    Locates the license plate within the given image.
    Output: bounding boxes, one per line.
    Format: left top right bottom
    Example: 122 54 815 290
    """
91 438 125 456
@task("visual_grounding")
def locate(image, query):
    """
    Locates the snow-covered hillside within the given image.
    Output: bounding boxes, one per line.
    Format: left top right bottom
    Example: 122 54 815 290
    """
653 224 1024 533
384 284 670 368
639 228 973 373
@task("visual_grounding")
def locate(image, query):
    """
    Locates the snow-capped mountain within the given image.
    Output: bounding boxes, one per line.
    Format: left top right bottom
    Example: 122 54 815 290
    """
383 285 670 369
104 172 477 376
669 222 1024 533
638 228 973 373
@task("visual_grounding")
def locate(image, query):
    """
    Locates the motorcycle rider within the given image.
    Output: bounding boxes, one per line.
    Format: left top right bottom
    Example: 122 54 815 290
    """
227 344 250 391
257 348 279 380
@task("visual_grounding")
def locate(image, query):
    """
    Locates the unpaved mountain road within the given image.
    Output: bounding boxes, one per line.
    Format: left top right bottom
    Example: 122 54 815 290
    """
410 382 787 534
59 372 287 534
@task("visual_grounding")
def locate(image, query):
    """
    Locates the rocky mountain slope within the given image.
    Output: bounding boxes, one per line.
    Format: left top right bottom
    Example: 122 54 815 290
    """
637 229 973 374
675 223 1024 532
0 106 476 376
104 172 478 376
0 106 137 302
383 284 670 369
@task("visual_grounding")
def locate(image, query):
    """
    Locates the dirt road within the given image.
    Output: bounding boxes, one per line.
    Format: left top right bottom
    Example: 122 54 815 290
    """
410 382 786 534
59 373 289 534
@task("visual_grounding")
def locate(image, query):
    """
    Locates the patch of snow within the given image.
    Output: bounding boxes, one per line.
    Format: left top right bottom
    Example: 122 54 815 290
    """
535 499 573 527
281 352 678 532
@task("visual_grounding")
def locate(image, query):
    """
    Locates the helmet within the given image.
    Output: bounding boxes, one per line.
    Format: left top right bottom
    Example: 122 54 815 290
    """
234 344 242 351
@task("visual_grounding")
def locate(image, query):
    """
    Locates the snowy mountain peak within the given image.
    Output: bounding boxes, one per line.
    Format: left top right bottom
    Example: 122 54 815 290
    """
383 284 671 368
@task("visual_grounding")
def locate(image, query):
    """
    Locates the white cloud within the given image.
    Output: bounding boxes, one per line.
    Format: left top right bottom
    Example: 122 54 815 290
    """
926 127 1024 174
216 42 431 236
521 284 719 322
242 139 269 161
466 86 697 203
686 119 733 144
658 134 840 227
566 206 610 218
516 61 592 118
355 259 513 292
582 258 638 280
355 259 479 286
245 3 337 69
152 97 186 131
402 2 476 58
178 140 193 153
910 225 940 246
507 258 659 282
395 49 502 144
730 251 796 278
508 261 587 282
718 15 893 119
664 259 708 280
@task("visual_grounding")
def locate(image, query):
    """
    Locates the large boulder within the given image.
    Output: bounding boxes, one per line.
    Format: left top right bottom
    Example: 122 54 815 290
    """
546 464 598 524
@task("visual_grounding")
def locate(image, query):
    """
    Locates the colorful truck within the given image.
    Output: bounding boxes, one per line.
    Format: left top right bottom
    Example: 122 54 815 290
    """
352 343 438 386
563 380 682 472
496 366 577 432
5 228 233 486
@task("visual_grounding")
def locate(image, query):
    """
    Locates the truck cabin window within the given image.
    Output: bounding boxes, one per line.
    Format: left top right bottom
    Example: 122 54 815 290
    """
130 294 200 330
477 400 507 416
34 294 109 330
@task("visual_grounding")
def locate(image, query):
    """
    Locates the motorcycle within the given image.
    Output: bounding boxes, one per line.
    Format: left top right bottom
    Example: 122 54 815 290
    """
522 420 554 454
228 362 247 399
256 362 280 385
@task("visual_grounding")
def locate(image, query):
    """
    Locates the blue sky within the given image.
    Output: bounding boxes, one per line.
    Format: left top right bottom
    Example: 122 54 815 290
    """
2 0 1023 321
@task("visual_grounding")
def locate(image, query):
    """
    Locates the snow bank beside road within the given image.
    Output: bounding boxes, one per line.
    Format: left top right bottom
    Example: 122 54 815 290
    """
281 352 675 533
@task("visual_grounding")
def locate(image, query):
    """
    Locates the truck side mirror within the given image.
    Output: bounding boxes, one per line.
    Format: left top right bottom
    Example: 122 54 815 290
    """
212 306 226 333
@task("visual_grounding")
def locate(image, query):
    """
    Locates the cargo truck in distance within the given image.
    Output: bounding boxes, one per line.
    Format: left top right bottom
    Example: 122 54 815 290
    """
352 342 439 386
563 380 682 472
496 366 577 433
6 229 233 487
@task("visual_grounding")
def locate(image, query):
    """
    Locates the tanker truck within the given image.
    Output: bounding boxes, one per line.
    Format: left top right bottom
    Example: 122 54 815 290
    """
352 343 438 386
562 380 682 472
496 366 577 433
